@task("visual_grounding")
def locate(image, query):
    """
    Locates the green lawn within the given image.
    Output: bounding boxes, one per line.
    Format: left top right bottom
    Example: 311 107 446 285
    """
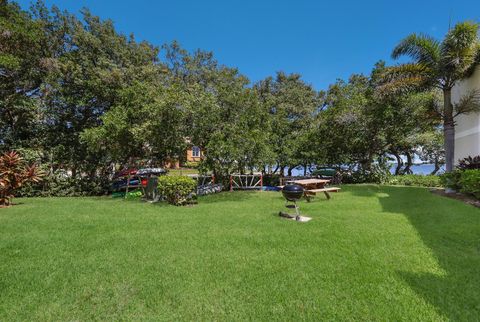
167 168 199 176
1 185 479 321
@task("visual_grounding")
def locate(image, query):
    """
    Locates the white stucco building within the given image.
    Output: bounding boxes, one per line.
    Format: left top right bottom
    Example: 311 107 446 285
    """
451 67 480 163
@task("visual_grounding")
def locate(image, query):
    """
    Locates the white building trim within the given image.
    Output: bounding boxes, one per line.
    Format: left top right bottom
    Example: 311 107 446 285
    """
452 66 480 162
455 124 480 139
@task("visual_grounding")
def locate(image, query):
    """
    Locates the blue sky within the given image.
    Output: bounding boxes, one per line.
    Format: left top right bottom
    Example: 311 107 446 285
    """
16 0 480 91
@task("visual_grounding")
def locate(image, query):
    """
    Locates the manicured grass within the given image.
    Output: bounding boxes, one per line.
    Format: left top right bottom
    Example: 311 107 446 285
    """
167 168 199 176
1 185 479 320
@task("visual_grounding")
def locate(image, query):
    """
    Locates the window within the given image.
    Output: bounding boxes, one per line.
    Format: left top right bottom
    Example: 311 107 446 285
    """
192 146 201 158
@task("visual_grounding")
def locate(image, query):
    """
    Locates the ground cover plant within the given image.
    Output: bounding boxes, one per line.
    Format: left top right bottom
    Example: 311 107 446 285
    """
388 174 442 187
1 185 479 320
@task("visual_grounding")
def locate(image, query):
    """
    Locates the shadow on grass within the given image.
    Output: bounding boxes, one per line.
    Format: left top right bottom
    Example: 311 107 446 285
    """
351 185 480 320
2 201 25 207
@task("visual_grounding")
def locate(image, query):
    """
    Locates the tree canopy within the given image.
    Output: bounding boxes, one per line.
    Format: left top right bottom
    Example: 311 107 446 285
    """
2 0 467 195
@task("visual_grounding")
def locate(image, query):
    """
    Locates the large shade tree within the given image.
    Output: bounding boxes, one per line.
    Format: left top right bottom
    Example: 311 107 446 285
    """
0 0 59 150
316 74 386 170
255 72 323 175
380 21 480 172
160 44 274 175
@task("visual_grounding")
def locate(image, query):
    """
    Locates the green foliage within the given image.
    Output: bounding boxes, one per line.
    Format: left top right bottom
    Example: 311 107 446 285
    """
125 189 143 199
262 174 281 186
459 170 480 199
0 0 453 194
82 82 189 163
346 170 391 184
381 21 480 172
255 72 323 172
311 168 337 177
388 174 442 187
416 129 445 175
17 172 109 197
441 164 480 199
342 164 392 184
440 170 463 191
0 1 50 149
157 175 196 206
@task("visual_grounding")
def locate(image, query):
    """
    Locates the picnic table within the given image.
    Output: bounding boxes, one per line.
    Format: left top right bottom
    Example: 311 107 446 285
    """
286 178 340 201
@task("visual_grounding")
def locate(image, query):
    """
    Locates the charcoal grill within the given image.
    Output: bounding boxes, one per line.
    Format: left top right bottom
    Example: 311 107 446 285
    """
281 184 304 217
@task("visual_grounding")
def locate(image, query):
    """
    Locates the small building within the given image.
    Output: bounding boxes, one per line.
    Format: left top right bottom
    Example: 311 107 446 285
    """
186 145 203 163
164 143 203 169
452 67 480 163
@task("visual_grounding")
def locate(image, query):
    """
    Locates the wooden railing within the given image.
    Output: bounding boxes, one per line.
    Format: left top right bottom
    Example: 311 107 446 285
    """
230 173 263 191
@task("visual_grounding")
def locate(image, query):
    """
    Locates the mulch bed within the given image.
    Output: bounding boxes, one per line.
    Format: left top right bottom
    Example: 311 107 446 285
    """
431 189 480 208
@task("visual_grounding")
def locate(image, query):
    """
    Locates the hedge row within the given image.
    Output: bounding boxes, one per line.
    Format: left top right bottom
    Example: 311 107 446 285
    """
388 175 442 188
442 169 480 199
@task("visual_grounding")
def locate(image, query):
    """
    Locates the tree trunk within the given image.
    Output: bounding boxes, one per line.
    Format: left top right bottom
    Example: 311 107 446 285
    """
404 152 413 174
392 151 403 175
303 164 307 176
443 88 455 173
431 159 441 175
272 165 279 174
287 166 293 176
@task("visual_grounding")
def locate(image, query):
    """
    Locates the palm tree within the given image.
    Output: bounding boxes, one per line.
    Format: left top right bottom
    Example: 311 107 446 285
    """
381 21 480 172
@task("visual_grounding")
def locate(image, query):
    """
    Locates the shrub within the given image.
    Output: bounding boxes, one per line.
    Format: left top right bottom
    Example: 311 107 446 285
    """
388 175 442 187
263 174 281 186
440 170 462 191
157 175 197 206
17 172 109 197
457 155 480 170
459 169 480 199
0 151 43 206
342 165 391 184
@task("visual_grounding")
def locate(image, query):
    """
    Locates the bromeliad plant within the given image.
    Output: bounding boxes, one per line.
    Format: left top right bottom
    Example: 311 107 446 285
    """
0 151 43 206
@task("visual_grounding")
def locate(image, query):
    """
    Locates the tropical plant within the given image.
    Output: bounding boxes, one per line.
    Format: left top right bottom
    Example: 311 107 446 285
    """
459 169 480 199
0 151 43 206
380 21 480 173
457 155 480 170
440 170 463 191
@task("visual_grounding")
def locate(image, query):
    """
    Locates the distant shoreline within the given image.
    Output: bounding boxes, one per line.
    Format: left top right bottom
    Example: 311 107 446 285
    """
287 164 444 176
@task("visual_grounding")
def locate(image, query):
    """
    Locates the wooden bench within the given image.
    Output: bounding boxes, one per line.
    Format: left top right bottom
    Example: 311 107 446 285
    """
305 187 341 200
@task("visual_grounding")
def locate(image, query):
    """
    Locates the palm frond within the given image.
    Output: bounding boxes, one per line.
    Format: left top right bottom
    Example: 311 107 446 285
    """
392 34 441 68
464 43 480 77
454 89 480 117
374 64 434 98
440 21 480 81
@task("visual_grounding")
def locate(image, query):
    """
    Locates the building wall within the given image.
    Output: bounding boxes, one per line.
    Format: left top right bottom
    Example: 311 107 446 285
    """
451 67 480 163
186 147 202 163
